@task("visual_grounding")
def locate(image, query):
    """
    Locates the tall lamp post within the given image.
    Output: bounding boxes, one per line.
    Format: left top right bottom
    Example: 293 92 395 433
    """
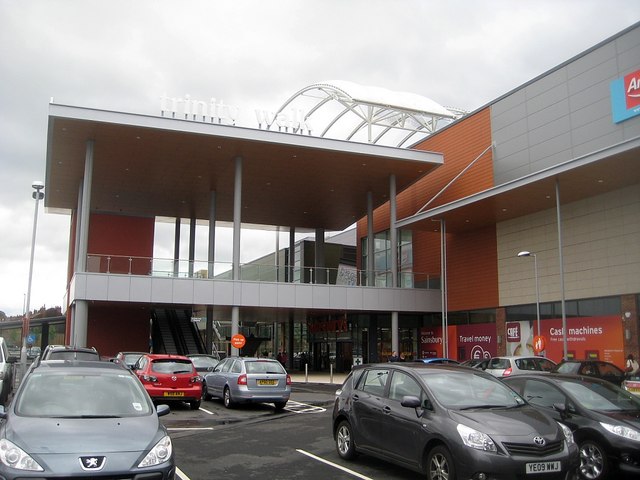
21 181 45 376
517 251 541 343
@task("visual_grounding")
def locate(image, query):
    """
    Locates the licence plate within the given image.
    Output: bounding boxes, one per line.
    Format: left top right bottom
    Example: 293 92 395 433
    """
163 391 184 397
258 379 277 386
526 461 561 474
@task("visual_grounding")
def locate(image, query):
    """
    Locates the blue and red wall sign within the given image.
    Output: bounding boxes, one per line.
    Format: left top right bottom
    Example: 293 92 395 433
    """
611 68 640 123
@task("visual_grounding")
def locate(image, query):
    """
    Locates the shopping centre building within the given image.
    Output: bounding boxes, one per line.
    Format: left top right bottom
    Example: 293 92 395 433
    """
43 22 639 372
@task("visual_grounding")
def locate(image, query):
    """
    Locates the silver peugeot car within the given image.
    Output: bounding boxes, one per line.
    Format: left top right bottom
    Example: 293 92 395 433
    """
0 359 174 479
202 356 291 410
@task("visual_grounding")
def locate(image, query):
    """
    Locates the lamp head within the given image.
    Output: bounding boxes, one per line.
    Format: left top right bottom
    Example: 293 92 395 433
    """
31 181 44 190
517 251 532 257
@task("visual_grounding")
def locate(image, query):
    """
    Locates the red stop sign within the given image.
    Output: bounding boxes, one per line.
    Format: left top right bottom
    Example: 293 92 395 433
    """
231 334 246 349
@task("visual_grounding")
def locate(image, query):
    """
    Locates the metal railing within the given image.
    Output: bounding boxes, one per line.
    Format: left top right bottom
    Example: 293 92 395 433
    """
85 254 439 289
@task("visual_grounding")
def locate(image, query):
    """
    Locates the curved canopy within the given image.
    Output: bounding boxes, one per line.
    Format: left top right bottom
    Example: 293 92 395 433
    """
266 81 466 147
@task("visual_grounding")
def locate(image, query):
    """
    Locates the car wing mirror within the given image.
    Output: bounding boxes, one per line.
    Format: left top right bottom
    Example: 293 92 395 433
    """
553 402 568 417
156 404 170 417
401 395 427 417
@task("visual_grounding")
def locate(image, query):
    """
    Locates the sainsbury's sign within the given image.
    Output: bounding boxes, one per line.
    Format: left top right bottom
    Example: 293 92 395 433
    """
610 68 640 123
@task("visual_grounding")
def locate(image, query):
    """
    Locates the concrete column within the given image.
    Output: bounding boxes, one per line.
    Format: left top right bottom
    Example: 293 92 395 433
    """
367 191 374 286
315 228 326 284
289 227 295 282
231 156 242 354
76 140 94 273
233 156 242 281
208 191 216 278
389 174 399 357
206 191 217 354
188 217 196 277
389 174 397 288
73 140 94 347
173 218 181 277
74 300 89 347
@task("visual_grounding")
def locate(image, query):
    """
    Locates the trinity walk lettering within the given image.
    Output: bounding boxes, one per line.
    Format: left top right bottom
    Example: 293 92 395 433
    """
160 94 313 134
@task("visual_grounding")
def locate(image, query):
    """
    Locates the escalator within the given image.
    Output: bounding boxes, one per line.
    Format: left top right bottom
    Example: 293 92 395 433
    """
151 309 206 355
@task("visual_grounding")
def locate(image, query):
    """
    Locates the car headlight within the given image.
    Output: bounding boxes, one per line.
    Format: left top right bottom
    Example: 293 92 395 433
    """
600 422 640 442
456 424 497 452
557 422 575 446
138 435 173 467
0 439 44 471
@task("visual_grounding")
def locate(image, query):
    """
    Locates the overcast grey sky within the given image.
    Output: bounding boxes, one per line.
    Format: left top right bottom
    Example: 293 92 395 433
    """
1 0 638 317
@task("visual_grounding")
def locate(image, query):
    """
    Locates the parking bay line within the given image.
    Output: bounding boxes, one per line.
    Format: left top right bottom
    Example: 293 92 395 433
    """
296 449 374 480
284 400 327 414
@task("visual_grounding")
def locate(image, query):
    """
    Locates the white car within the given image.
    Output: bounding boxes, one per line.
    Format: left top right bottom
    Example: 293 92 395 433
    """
482 355 556 377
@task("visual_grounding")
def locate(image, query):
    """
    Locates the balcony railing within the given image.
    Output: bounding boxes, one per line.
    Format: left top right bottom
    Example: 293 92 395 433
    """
85 254 439 289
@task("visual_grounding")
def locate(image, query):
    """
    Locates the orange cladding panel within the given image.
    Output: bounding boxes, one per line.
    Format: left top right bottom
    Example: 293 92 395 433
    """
357 108 499 310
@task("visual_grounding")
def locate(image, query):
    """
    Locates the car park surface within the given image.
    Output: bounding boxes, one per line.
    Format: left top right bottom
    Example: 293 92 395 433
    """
203 356 291 410
483 355 557 377
502 373 640 480
553 360 626 387
134 353 202 410
332 363 579 480
0 360 174 479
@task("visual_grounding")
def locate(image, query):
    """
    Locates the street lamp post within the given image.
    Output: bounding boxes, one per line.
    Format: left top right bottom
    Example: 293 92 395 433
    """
21 181 45 376
517 251 541 345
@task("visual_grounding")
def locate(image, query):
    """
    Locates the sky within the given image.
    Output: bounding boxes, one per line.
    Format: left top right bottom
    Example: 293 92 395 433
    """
1 0 639 317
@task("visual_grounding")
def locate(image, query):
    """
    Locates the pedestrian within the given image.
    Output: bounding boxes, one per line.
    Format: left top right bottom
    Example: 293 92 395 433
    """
388 351 399 362
625 354 639 378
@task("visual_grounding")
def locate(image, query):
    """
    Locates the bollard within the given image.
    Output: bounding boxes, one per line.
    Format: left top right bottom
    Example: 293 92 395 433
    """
330 363 333 384
304 363 308 383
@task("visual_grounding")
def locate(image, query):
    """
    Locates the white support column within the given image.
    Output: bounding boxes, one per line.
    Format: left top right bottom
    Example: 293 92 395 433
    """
389 174 399 355
232 156 243 352
188 217 196 277
73 139 94 347
367 191 374 286
315 228 325 284
389 174 397 288
556 179 568 360
208 191 216 279
289 227 295 282
233 156 242 281
173 218 181 277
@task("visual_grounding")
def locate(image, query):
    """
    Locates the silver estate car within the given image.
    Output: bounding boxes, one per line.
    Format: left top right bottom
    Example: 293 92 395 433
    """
202 357 291 410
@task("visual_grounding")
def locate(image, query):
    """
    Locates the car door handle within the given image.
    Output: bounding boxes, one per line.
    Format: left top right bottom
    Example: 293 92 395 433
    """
383 405 392 414
352 394 360 402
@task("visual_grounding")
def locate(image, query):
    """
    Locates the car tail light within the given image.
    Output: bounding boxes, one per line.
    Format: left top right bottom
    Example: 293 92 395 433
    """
190 375 202 384
503 367 512 376
237 374 247 385
286 374 292 385
142 374 158 382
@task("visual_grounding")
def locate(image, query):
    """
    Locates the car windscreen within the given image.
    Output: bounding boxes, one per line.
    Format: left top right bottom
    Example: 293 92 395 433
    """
245 361 286 374
16 371 153 417
190 356 218 369
419 371 525 409
554 362 580 374
151 359 194 374
123 353 143 365
559 378 640 411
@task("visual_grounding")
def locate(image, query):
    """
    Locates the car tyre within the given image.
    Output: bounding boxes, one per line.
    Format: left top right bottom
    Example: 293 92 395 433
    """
223 386 234 408
189 399 201 410
335 420 356 460
274 401 287 410
201 382 211 401
426 445 455 480
579 440 608 480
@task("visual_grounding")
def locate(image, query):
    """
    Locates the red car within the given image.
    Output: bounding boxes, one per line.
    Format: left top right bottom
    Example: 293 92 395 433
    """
133 354 202 410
